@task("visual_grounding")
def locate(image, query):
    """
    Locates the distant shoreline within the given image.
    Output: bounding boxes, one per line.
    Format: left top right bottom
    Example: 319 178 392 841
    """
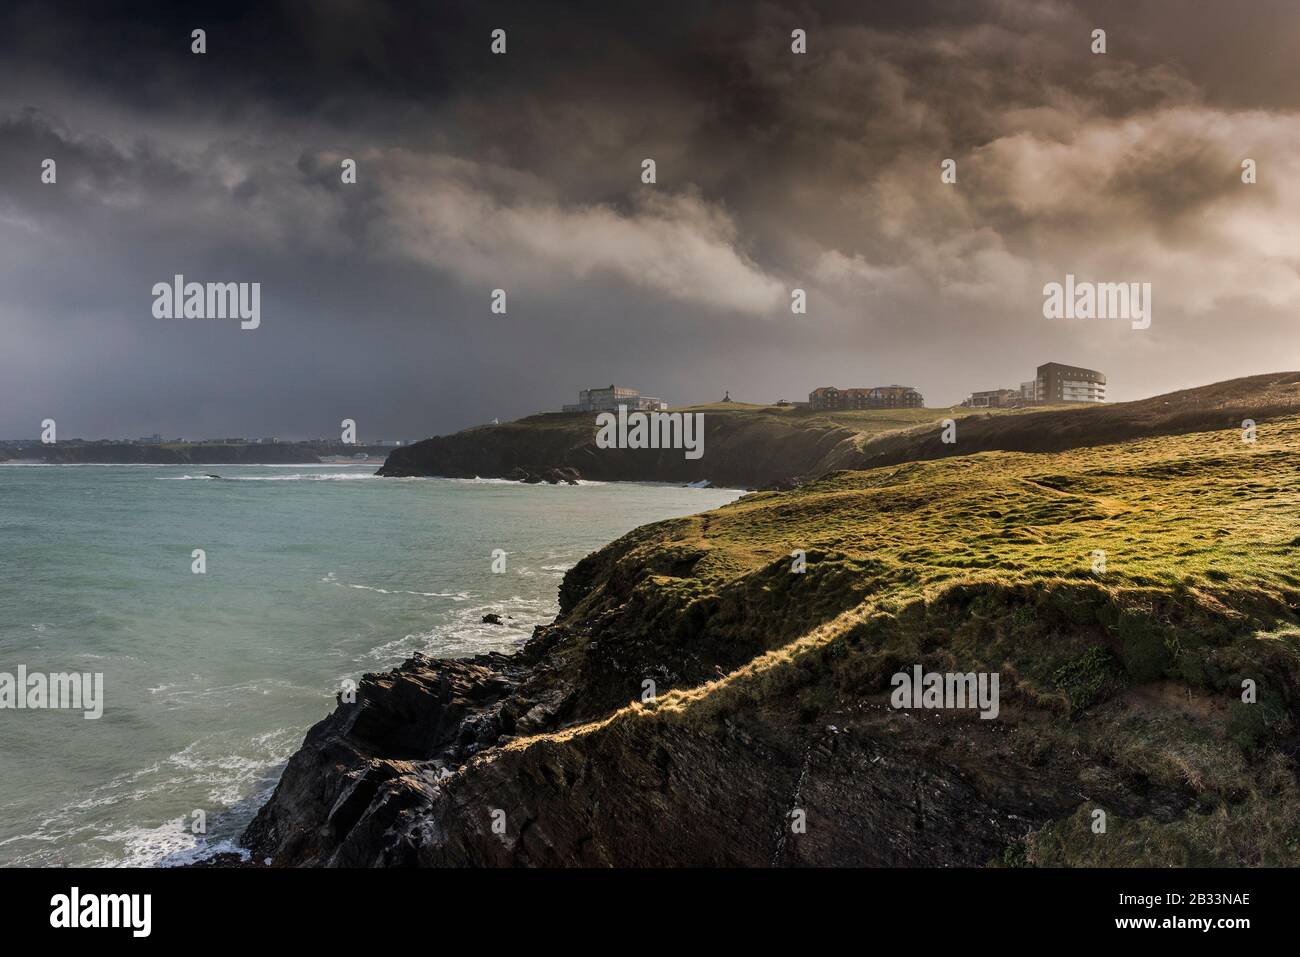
0 442 398 467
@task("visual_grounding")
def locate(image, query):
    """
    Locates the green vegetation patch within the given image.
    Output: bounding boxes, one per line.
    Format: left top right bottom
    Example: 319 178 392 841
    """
1053 646 1126 713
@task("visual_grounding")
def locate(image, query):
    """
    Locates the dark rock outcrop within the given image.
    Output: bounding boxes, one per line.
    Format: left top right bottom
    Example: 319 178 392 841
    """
242 653 529 866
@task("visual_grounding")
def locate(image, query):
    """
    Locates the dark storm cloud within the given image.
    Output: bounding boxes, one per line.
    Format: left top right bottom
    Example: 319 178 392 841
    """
2 0 1299 439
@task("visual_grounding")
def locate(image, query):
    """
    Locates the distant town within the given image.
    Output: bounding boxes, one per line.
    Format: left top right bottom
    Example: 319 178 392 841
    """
555 361 1107 416
153 435 417 447
0 436 416 465
0 435 417 450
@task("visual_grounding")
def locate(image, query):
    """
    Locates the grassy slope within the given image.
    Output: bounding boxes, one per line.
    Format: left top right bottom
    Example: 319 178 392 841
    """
842 371 1300 471
500 412 1300 865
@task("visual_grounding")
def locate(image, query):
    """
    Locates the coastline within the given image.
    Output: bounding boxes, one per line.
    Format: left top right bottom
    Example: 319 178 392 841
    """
238 373 1300 867
0 464 740 866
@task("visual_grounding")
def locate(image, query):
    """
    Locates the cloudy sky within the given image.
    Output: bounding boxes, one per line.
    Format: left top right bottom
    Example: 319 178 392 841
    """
2 0 1299 439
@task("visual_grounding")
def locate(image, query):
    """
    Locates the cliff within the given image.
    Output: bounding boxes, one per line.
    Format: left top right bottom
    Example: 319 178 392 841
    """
245 373 1300 866
375 372 1300 487
375 404 956 487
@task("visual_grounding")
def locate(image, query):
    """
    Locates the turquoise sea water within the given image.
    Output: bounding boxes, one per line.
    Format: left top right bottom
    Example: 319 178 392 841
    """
0 463 742 866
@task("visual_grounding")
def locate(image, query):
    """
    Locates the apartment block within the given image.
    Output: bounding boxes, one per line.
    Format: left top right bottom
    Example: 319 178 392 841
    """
1036 362 1106 404
963 362 1105 407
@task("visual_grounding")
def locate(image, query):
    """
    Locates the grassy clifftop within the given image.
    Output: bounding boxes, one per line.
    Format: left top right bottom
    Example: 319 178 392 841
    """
485 407 1300 865
376 402 999 485
379 372 1300 487
249 373 1300 866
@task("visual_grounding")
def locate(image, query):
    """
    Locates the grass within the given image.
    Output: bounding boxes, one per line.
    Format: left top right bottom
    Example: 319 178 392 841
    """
638 423 1300 591
492 403 962 452
517 411 1300 865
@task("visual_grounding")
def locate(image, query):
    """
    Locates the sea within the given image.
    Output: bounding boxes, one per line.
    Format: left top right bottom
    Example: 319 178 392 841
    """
0 462 742 866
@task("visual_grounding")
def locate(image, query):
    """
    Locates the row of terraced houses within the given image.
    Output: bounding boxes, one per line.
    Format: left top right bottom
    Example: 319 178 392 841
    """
807 384 925 410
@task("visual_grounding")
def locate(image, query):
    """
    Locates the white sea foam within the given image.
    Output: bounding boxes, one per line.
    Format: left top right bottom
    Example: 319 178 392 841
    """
361 596 556 663
322 575 471 600
157 472 382 481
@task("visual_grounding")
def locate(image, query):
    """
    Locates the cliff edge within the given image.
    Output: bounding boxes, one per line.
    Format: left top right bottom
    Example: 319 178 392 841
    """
244 373 1300 866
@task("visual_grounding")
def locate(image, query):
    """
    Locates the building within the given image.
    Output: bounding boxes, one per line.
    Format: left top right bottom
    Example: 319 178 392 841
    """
1036 362 1106 404
808 384 924 410
808 387 840 409
963 362 1106 407
967 388 1019 409
562 384 668 413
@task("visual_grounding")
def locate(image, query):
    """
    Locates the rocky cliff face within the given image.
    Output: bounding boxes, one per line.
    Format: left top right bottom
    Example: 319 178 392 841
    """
376 408 863 488
242 628 1201 867
245 389 1300 866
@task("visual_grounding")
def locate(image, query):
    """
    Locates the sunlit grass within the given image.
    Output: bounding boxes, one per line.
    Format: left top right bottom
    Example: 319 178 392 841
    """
509 414 1300 865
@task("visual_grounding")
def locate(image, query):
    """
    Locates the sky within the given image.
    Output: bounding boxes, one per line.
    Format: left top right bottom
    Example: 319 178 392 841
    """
2 0 1299 440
